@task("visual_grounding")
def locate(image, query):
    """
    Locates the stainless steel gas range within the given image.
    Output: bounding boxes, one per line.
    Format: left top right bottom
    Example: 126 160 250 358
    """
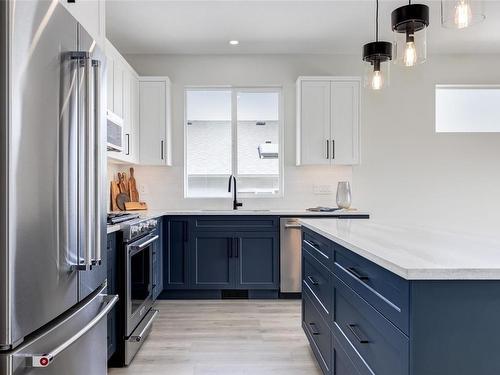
111 216 160 366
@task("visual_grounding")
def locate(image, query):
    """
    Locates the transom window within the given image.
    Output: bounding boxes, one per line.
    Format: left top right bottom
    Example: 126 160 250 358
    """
185 87 283 198
436 85 500 133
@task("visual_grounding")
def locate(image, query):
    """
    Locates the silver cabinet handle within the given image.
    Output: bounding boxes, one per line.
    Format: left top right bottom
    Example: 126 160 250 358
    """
129 309 159 342
92 59 102 265
24 294 118 368
284 224 301 229
325 139 329 159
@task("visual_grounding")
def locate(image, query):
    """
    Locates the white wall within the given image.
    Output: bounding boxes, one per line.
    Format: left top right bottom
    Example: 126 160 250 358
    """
121 53 500 236
355 54 500 237
119 54 354 211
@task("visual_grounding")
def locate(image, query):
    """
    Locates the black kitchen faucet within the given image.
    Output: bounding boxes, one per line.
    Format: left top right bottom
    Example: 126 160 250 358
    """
228 175 243 210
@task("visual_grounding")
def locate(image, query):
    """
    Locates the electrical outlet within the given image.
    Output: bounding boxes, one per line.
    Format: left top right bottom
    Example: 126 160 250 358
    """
313 185 333 195
139 184 149 194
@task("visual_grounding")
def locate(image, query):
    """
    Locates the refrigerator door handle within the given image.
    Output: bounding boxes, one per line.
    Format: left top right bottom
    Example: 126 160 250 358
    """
92 59 102 265
84 55 94 268
70 51 93 271
23 294 118 368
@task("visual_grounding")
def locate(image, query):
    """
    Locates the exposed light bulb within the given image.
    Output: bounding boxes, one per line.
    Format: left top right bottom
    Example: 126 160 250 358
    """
454 0 472 28
371 70 383 90
404 40 417 67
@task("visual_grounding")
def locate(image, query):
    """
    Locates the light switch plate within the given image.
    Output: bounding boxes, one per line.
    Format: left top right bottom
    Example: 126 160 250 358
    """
313 184 333 195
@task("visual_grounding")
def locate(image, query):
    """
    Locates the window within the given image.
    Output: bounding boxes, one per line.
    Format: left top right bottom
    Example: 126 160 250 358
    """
185 87 283 198
435 85 500 133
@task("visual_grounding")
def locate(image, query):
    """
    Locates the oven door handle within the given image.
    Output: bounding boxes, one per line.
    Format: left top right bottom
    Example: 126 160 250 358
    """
129 234 159 254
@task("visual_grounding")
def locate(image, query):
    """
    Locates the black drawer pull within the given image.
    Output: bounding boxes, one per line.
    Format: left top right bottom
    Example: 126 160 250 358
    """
347 267 369 281
309 322 320 335
347 324 370 344
307 276 319 286
303 240 329 259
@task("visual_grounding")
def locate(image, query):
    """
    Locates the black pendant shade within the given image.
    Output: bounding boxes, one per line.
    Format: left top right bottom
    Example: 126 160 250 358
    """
362 41 393 65
391 4 429 33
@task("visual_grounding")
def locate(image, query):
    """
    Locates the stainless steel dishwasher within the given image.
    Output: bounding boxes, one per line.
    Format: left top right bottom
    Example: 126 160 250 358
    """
280 218 302 294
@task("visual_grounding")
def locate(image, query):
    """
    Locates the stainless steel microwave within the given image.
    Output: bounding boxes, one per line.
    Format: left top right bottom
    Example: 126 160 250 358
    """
107 110 124 152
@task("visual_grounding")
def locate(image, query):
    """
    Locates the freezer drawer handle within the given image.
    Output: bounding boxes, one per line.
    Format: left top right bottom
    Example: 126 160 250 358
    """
24 294 118 368
129 309 159 342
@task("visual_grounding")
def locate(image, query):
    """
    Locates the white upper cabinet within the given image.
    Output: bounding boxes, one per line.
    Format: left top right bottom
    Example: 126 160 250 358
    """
139 78 172 166
296 77 360 166
59 0 106 47
297 80 331 165
106 39 140 164
331 81 360 165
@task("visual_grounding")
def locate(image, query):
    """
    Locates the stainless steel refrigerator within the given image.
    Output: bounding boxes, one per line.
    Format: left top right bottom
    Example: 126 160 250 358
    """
0 0 117 373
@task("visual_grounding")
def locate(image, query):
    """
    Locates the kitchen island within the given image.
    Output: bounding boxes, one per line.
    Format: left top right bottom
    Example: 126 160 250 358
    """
299 218 500 375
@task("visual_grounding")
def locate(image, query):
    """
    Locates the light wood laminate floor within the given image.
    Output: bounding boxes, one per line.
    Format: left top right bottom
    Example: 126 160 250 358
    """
109 300 322 375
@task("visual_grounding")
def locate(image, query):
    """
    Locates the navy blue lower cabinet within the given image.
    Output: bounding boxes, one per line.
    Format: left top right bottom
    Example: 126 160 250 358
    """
235 233 279 289
190 233 235 289
301 228 500 375
161 216 280 296
164 217 190 290
303 289 332 375
332 334 372 375
332 274 409 375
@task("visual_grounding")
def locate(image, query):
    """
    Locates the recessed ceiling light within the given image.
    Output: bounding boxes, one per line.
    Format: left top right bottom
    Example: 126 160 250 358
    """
229 40 239 46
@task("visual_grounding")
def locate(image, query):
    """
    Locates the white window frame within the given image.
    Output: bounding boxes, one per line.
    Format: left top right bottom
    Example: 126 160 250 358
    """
184 86 285 199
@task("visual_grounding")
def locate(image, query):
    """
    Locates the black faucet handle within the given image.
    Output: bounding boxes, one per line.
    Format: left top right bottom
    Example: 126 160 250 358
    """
236 202 243 207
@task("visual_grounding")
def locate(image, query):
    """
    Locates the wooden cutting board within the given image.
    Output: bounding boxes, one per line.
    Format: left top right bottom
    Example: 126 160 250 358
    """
124 201 147 211
110 181 120 211
122 172 129 196
118 172 127 194
129 167 140 202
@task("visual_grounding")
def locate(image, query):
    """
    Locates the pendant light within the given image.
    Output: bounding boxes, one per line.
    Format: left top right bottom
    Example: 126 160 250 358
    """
391 1 429 67
362 0 392 90
441 0 485 29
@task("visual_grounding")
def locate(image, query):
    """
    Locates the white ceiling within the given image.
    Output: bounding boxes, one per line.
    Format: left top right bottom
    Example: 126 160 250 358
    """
106 0 500 55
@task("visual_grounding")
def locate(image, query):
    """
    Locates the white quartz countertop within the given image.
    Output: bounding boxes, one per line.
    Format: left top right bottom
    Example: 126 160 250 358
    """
140 208 368 218
299 218 500 280
106 209 368 234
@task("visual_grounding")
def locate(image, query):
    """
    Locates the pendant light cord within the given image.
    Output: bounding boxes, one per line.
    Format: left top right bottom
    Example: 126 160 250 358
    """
375 0 379 41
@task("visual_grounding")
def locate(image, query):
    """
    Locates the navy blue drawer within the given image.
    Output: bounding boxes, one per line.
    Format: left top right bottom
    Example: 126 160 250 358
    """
332 333 372 375
194 216 278 231
303 290 332 375
303 249 332 321
333 275 409 375
334 245 409 334
302 229 333 271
